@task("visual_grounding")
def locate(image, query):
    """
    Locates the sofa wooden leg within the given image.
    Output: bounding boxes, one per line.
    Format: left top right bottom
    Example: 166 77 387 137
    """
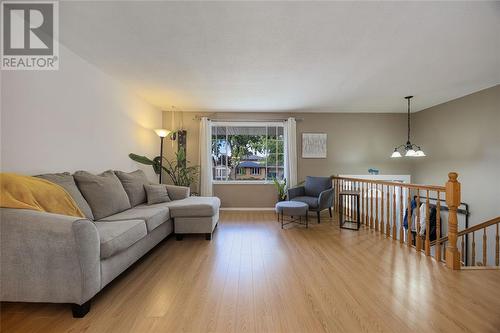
317 211 321 224
205 233 212 240
176 234 184 241
329 207 332 217
72 300 91 318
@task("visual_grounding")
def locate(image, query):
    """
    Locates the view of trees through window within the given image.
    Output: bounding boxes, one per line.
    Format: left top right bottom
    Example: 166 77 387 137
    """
211 125 284 181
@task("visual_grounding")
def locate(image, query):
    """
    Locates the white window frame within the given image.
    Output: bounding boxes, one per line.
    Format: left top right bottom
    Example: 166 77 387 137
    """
210 121 285 185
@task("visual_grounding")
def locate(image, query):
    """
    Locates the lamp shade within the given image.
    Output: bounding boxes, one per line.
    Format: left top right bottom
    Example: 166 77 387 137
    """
154 129 171 138
405 149 416 157
415 149 426 157
391 150 402 158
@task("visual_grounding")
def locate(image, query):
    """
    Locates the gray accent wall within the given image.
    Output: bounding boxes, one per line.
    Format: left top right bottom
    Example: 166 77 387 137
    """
295 113 413 181
162 112 412 208
162 86 499 213
411 85 500 227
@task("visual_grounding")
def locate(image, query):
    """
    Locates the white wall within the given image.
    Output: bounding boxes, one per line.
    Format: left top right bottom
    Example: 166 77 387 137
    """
1 45 162 181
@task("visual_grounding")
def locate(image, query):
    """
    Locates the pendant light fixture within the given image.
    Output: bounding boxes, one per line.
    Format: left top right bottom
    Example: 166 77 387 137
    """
391 96 425 158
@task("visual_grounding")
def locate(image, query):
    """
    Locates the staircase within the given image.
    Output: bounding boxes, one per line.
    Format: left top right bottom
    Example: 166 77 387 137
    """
332 172 500 270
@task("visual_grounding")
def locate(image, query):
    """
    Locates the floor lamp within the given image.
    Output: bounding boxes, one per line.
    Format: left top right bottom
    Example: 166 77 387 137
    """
154 129 171 183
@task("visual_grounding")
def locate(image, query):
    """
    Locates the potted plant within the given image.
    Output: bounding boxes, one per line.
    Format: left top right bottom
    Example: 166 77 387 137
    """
129 148 199 188
273 178 287 202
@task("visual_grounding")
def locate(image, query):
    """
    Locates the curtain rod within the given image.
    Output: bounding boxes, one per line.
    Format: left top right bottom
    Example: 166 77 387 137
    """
193 116 303 122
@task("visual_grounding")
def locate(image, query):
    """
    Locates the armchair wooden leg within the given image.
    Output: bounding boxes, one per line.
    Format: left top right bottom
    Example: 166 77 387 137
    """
72 300 91 318
329 207 332 217
317 211 321 224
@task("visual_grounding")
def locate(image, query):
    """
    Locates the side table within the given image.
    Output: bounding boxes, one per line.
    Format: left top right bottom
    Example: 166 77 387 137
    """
338 190 360 230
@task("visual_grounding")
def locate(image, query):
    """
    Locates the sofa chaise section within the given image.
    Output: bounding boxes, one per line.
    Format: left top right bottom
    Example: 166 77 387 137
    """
167 196 221 240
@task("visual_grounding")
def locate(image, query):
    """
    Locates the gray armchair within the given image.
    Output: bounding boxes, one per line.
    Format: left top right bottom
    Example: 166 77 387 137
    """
288 176 334 223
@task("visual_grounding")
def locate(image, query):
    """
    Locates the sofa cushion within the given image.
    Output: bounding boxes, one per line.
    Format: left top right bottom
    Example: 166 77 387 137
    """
144 184 171 205
99 205 169 233
291 196 318 209
94 220 147 259
36 172 95 220
304 176 332 197
74 170 131 220
114 170 149 207
167 196 221 218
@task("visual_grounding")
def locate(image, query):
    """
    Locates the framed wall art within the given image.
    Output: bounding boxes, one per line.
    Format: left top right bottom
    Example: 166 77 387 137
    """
302 133 327 158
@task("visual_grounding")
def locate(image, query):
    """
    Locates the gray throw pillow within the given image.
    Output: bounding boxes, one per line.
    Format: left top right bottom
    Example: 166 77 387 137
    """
144 184 171 205
36 172 95 220
74 170 131 220
114 169 149 207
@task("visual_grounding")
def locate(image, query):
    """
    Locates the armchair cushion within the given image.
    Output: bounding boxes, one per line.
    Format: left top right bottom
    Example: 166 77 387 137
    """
304 176 332 197
290 196 318 209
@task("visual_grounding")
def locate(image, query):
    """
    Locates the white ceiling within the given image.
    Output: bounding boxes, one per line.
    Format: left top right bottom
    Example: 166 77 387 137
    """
59 1 500 113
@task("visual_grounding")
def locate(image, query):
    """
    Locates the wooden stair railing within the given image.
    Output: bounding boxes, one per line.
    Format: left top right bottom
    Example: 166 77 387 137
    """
431 216 500 269
332 172 463 270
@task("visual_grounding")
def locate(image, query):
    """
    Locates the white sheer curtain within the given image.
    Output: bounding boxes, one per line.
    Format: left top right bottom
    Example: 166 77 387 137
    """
285 117 298 187
199 117 213 196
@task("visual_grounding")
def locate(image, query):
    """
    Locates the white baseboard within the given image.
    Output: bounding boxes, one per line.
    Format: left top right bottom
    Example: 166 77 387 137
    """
220 207 275 211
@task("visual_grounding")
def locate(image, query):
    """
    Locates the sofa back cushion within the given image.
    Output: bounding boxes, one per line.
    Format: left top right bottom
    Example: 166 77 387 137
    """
36 172 95 220
114 170 149 207
304 176 332 197
74 170 131 220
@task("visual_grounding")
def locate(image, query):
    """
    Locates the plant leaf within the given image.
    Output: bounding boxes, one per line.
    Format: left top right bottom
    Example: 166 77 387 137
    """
129 153 155 165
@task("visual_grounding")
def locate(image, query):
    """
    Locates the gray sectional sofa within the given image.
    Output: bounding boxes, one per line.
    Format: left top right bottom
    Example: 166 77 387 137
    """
0 170 220 317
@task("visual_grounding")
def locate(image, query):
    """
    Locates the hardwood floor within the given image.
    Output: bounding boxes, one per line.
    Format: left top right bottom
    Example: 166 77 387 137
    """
1 211 500 333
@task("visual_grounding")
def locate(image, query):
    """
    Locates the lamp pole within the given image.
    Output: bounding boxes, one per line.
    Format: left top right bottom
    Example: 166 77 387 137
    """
154 129 170 184
159 136 164 184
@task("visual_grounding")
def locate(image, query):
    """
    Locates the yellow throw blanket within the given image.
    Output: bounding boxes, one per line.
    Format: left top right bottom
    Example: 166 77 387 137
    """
0 173 84 218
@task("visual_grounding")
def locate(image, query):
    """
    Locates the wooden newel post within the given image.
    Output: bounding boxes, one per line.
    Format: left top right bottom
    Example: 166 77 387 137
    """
445 172 461 270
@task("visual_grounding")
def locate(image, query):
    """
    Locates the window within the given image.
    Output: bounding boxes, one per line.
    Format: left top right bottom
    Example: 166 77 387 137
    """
214 166 230 180
211 122 285 182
